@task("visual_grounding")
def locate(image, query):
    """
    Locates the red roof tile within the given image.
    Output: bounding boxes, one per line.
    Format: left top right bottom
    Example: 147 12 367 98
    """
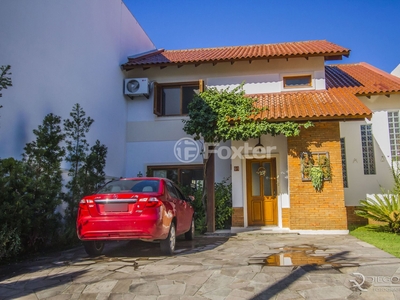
122 40 350 70
248 89 371 121
326 63 400 95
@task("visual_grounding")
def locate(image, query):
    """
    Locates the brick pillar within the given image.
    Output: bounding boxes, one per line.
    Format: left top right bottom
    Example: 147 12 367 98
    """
287 122 348 230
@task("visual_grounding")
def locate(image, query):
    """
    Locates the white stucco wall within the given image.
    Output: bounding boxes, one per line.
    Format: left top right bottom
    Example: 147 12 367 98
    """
124 57 325 180
0 0 155 177
340 94 400 205
231 135 288 227
391 64 400 78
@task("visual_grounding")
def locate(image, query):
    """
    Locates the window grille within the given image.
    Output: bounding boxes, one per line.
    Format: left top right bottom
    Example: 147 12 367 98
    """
360 124 376 175
340 138 348 188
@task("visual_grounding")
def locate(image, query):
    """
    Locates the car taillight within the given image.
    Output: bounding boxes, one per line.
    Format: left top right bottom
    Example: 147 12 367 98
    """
79 199 94 204
145 197 161 207
79 199 93 213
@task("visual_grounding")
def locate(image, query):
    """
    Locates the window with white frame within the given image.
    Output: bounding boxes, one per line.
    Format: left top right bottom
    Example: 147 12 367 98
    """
360 124 376 175
340 138 348 187
283 75 312 89
388 111 400 161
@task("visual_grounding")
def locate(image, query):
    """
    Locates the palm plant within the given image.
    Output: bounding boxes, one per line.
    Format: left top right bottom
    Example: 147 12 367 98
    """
355 192 400 233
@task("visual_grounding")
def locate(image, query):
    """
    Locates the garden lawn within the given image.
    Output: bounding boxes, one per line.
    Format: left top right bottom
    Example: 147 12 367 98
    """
350 225 400 258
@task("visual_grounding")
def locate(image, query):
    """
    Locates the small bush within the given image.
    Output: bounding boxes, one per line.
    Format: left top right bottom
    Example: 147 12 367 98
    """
355 192 400 233
215 178 233 230
184 178 232 233
0 225 21 259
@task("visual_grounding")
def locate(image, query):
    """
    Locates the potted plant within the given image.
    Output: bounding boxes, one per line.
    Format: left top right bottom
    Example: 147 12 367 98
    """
301 152 331 192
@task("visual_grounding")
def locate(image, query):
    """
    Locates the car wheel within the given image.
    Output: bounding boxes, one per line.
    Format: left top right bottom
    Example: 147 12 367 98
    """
83 241 104 256
160 222 176 255
185 217 195 241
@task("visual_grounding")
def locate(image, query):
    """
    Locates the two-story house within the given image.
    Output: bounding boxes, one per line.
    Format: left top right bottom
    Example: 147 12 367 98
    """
2 1 400 233
121 40 400 233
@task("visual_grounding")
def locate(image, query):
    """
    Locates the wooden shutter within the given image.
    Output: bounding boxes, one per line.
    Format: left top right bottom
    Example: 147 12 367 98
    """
153 82 162 116
199 79 204 92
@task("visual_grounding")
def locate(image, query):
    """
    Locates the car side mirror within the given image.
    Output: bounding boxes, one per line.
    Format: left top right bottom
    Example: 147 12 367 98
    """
187 195 195 202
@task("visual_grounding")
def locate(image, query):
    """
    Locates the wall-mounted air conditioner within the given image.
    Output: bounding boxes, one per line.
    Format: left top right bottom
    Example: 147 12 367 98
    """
124 78 149 97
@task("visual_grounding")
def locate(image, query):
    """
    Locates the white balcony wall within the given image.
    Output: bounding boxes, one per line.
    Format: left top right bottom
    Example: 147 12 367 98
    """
0 0 155 177
340 94 400 205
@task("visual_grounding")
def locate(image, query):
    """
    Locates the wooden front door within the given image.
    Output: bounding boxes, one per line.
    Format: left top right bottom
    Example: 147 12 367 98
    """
246 158 278 226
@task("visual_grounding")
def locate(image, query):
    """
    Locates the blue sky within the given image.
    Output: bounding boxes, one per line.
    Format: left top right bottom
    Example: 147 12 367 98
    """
125 0 399 74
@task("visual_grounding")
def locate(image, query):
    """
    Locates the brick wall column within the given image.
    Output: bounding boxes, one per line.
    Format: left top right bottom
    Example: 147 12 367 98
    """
287 121 348 230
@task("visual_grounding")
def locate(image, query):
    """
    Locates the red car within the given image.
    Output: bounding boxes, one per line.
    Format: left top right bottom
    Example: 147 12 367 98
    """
76 177 195 256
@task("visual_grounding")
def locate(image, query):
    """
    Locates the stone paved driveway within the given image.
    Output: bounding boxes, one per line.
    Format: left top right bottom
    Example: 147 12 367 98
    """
1 232 400 299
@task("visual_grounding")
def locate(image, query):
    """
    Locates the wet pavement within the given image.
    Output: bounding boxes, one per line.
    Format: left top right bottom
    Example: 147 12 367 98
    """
1 231 400 299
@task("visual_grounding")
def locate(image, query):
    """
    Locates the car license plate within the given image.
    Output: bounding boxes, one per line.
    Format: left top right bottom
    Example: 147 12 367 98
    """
104 203 128 212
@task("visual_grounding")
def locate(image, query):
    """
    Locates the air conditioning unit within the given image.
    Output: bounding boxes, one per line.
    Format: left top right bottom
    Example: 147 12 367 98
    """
124 78 149 96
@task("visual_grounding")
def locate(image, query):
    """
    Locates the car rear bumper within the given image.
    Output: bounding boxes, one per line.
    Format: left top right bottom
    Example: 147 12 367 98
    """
77 214 170 241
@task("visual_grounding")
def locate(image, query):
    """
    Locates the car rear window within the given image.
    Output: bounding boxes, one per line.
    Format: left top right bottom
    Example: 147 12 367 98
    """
97 179 160 193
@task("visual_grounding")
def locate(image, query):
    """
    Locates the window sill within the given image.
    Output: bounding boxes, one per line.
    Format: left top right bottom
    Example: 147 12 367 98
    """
282 86 316 92
155 115 190 121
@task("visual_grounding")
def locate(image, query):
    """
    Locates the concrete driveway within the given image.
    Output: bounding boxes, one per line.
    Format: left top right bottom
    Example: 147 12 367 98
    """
0 231 400 299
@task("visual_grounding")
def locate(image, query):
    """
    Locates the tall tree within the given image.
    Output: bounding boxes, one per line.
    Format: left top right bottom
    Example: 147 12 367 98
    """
80 139 108 196
22 113 66 249
183 84 312 230
0 65 12 109
63 103 94 235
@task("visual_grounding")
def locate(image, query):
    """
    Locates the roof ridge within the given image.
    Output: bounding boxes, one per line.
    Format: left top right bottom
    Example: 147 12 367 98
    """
164 40 331 53
326 63 361 67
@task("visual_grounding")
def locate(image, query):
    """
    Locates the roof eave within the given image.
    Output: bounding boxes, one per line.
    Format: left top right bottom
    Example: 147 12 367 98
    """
122 51 350 71
257 114 371 123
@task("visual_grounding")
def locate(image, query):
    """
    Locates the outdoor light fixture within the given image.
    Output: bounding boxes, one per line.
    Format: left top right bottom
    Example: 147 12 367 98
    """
137 171 143 177
254 136 264 152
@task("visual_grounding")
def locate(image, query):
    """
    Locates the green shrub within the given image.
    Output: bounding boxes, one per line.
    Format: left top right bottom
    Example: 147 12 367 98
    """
215 178 233 230
0 158 31 258
183 178 232 233
0 225 21 259
355 192 400 233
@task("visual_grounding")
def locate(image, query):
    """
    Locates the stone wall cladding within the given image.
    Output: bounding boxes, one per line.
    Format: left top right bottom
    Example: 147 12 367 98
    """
287 122 348 230
346 206 368 227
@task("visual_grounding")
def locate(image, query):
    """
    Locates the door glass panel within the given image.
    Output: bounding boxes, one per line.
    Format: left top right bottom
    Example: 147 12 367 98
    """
263 162 272 196
252 163 260 196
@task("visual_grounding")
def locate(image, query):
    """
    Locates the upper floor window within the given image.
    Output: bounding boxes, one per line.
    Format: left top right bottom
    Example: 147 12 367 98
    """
153 80 204 116
388 111 400 161
283 75 312 89
360 124 376 175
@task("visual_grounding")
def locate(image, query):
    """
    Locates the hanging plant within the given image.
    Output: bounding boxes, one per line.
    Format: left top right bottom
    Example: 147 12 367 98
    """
301 152 331 192
309 166 324 191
